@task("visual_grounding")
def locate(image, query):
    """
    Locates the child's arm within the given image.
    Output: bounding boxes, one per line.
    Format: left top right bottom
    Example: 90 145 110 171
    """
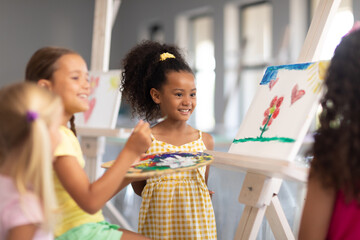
298 175 336 240
54 121 151 214
202 132 214 184
7 224 37 240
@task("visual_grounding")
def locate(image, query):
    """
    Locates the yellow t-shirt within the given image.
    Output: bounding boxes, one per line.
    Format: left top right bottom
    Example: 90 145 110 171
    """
53 126 104 237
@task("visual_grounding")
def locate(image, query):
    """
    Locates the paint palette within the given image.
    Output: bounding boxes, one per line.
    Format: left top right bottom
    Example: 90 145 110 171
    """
101 151 214 178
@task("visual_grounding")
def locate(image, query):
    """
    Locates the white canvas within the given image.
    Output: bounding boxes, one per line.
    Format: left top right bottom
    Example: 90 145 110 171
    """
75 70 122 129
229 61 329 161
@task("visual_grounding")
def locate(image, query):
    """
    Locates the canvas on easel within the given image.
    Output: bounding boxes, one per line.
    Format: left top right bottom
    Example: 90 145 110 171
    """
229 61 329 161
75 70 122 129
207 61 330 239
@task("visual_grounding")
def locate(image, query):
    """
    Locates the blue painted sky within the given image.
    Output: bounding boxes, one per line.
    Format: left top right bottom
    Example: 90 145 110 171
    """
260 62 313 85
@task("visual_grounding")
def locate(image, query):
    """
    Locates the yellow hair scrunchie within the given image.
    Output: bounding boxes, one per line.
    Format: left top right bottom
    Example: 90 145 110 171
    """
159 52 176 61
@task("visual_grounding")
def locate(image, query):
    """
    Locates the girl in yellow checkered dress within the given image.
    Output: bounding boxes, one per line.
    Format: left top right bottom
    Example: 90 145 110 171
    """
121 40 217 240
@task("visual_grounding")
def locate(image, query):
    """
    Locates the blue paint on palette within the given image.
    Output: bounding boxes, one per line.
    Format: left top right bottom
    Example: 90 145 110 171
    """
260 62 313 85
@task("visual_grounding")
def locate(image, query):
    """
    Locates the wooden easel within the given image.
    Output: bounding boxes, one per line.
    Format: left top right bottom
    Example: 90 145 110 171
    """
208 0 341 239
78 127 133 230
77 0 136 231
207 150 307 239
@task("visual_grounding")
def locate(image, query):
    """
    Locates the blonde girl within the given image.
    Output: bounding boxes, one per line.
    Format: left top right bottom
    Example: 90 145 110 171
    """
0 82 63 240
25 47 152 240
121 40 217 240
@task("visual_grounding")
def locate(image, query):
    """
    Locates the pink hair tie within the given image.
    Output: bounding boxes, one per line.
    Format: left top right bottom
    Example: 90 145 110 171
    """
26 110 38 122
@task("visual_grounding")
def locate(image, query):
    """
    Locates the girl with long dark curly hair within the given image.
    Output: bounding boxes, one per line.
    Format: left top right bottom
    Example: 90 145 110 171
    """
121 40 217 240
299 29 360 239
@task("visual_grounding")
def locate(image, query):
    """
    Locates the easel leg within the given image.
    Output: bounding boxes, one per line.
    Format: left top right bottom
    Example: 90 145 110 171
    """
81 136 106 182
80 136 133 230
265 195 295 240
235 173 295 239
235 205 267 240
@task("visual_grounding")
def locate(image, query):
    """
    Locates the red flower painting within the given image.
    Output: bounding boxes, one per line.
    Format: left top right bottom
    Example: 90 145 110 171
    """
260 96 284 138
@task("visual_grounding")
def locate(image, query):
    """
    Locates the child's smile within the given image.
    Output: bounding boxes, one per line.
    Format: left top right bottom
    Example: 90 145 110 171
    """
179 109 191 114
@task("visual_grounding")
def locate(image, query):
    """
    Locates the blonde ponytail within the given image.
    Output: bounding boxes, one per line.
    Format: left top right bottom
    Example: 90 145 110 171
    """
0 82 62 232
26 118 58 231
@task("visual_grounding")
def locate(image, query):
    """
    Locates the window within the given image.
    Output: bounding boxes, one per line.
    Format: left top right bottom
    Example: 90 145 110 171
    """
239 2 272 119
189 15 215 132
311 0 353 60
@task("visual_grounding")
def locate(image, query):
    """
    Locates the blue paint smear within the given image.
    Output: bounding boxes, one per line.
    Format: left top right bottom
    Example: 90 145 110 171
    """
260 62 313 85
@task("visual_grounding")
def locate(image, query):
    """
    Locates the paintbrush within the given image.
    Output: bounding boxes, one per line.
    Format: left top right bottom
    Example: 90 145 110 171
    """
156 115 168 123
150 115 168 127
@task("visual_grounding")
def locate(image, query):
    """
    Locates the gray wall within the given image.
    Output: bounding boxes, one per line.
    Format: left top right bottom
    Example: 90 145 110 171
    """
0 0 94 86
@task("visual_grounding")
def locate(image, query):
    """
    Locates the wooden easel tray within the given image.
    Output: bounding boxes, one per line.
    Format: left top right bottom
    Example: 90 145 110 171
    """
101 151 214 178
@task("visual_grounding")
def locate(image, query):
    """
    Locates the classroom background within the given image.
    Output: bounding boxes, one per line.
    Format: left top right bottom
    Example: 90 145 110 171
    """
1 0 358 239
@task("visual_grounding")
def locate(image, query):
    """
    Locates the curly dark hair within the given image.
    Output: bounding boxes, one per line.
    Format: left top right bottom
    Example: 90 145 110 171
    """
120 40 193 121
311 30 360 201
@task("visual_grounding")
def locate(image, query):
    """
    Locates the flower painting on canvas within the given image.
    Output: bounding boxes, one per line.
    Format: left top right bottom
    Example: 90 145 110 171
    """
231 61 329 161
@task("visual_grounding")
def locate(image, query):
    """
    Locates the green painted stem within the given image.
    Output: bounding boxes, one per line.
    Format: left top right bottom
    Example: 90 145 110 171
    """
260 114 272 138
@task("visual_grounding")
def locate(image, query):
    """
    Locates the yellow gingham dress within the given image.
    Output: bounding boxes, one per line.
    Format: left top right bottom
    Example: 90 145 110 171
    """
138 131 217 240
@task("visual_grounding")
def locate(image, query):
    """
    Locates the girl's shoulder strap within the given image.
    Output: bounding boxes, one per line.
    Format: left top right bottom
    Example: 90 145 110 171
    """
150 133 156 141
198 130 203 139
